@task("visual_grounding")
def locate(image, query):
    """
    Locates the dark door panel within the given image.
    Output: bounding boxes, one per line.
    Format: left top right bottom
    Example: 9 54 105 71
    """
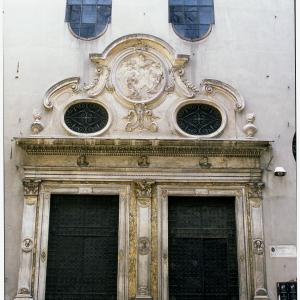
168 196 239 300
45 195 119 300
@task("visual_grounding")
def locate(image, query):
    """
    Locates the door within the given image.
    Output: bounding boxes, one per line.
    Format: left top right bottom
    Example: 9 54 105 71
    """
168 196 239 300
45 194 119 300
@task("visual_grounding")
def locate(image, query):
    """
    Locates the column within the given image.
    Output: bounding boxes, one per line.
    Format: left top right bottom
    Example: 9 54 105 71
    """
14 180 40 300
135 180 154 300
248 182 270 300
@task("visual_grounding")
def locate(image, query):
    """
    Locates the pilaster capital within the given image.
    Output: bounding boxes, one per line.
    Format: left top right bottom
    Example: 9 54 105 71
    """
247 182 265 199
134 180 155 198
23 179 41 196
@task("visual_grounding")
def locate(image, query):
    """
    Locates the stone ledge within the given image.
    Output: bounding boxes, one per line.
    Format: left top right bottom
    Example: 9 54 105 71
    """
15 137 271 157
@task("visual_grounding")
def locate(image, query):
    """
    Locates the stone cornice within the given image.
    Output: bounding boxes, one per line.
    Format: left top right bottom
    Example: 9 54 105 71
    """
15 137 271 157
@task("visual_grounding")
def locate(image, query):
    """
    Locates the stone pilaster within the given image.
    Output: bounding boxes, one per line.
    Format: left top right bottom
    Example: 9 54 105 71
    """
14 180 40 300
248 182 270 300
135 180 154 300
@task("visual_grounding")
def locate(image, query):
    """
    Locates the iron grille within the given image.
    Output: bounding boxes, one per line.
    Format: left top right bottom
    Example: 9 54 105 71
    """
168 196 239 300
45 195 119 300
277 282 297 300
64 102 109 134
176 103 222 136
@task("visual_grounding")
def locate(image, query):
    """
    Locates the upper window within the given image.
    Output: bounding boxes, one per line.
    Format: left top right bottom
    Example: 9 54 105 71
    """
169 0 214 41
65 0 112 39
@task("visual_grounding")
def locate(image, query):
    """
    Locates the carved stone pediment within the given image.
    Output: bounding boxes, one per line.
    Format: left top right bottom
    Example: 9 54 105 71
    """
32 34 250 139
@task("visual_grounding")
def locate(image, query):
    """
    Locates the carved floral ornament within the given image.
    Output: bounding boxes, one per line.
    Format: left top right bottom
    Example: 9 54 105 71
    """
37 35 247 136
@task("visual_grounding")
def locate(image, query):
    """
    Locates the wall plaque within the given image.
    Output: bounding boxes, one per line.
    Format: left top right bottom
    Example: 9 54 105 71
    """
270 245 296 258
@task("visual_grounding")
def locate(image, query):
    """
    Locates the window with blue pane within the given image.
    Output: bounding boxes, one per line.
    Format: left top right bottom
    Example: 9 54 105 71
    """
65 0 111 39
169 0 214 41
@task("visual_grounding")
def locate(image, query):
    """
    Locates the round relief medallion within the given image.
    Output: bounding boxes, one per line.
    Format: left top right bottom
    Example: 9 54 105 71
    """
64 102 109 134
176 103 223 136
114 52 166 104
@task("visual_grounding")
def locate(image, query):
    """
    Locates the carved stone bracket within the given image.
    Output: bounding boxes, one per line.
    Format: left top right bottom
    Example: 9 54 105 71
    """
125 103 159 132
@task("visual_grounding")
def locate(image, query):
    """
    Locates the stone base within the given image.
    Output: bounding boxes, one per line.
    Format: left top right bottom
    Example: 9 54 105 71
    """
253 295 271 300
14 296 33 300
135 295 152 300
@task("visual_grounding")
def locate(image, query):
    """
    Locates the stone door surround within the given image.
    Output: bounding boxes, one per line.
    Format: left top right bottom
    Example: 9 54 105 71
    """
14 138 271 300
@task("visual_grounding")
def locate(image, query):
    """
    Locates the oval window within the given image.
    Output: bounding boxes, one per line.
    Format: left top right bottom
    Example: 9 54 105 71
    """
176 103 222 135
64 102 109 134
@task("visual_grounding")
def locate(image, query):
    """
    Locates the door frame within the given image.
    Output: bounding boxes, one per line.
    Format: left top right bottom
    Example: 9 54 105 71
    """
157 184 251 300
34 182 130 300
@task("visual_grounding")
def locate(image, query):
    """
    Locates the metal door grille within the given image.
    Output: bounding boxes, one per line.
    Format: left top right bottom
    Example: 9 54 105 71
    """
45 195 119 300
168 196 239 300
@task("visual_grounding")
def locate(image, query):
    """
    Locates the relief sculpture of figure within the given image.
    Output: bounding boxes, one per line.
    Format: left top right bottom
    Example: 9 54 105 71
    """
116 53 164 101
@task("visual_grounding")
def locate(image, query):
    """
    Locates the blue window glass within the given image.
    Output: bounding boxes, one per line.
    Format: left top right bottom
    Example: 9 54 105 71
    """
65 0 111 39
169 0 214 40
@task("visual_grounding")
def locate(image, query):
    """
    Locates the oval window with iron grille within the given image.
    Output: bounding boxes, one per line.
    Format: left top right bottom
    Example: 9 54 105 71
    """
64 102 109 134
176 103 222 136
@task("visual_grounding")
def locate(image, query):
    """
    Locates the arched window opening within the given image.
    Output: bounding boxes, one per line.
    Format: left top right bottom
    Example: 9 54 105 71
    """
169 0 214 41
65 0 112 39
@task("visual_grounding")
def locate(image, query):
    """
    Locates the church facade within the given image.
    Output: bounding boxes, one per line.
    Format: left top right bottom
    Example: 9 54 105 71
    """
4 1 296 300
